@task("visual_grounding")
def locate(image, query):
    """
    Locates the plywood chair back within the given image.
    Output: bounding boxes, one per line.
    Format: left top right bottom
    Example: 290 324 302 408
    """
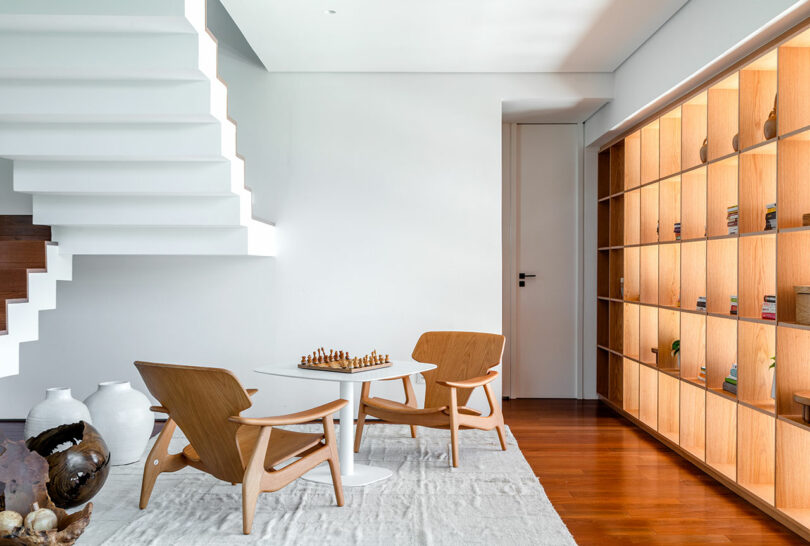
135 361 252 484
412 331 505 409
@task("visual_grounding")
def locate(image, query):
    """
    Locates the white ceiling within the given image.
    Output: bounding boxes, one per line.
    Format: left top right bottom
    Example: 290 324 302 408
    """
221 0 688 73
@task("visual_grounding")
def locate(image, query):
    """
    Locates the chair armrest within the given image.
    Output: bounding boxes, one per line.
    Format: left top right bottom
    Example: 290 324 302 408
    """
437 370 499 389
150 405 169 414
228 399 348 427
246 388 258 396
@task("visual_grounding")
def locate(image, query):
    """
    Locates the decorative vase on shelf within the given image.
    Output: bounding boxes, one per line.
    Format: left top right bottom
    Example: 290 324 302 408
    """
732 133 739 152
699 138 708 163
764 94 777 140
84 381 153 465
24 388 92 440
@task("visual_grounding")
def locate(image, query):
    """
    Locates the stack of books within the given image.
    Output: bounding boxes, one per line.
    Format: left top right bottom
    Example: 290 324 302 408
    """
761 295 776 321
698 365 706 383
765 202 777 231
697 296 707 312
727 205 739 235
730 295 738 316
674 222 681 240
723 363 738 395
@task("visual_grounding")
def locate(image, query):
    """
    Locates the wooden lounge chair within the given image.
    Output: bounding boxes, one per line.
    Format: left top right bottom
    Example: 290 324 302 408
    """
353 331 506 467
135 361 347 535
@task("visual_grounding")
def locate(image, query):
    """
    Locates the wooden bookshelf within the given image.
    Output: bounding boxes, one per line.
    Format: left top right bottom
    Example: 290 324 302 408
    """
595 21 810 539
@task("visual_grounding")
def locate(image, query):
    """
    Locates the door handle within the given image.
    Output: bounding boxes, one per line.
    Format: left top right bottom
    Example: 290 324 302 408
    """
518 273 536 287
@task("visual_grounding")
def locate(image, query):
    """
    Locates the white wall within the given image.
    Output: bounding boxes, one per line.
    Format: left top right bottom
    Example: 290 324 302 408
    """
0 29 610 417
0 159 31 215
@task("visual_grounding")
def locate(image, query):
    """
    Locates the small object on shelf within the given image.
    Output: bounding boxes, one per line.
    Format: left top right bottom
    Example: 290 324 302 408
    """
730 295 738 316
651 347 659 366
698 366 706 383
620 277 624 299
673 222 681 240
764 202 776 231
722 381 738 395
795 286 810 325
803 213 810 227
761 295 776 321
770 357 776 399
794 391 810 423
24 503 58 533
298 348 392 373
732 133 739 152
763 94 777 140
696 296 707 312
699 138 708 164
726 205 739 235
722 363 738 395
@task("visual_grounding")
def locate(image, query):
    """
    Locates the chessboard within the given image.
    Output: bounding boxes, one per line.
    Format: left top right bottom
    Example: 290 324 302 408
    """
298 347 392 374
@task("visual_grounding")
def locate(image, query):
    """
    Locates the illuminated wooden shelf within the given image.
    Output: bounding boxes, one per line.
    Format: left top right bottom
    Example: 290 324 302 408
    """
777 419 810 529
739 50 777 151
738 404 775 505
624 188 640 245
610 140 625 195
681 240 706 312
623 358 640 418
660 106 681 179
779 29 810 136
739 143 776 234
640 245 658 305
658 371 680 443
658 308 680 370
625 130 641 190
659 175 681 243
623 246 640 302
609 353 623 405
681 167 707 240
708 74 739 161
639 305 658 366
707 238 737 315
640 182 659 244
706 391 737 480
738 233 776 320
609 300 624 353
623 303 639 360
778 130 810 229
777 230 810 323
680 311 706 382
658 242 680 307
738 320 776 415
706 315 736 393
682 91 707 170
641 119 659 184
680 380 706 460
707 157 738 238
776 326 810 417
639 364 658 428
609 248 624 300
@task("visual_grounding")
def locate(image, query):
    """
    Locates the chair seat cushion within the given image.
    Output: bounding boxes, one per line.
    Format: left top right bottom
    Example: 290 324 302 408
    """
182 427 324 472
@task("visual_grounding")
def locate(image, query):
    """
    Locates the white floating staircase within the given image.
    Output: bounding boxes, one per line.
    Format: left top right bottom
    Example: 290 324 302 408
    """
0 0 275 377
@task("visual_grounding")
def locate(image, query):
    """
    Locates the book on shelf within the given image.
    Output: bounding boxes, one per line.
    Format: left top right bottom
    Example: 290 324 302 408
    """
696 296 707 311
730 295 738 315
722 381 738 395
761 295 776 320
727 205 739 235
698 366 706 382
674 222 681 240
764 202 777 231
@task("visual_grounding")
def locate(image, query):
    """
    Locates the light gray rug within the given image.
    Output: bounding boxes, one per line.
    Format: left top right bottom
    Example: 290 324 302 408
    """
79 424 575 545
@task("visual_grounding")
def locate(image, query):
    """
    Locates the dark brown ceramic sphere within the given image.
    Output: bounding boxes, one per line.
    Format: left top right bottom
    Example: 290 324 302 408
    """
26 421 110 509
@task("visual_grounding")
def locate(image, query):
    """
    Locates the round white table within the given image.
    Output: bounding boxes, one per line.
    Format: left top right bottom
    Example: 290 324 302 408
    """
254 360 436 486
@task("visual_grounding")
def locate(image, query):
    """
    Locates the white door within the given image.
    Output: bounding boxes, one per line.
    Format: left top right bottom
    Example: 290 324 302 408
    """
511 124 579 398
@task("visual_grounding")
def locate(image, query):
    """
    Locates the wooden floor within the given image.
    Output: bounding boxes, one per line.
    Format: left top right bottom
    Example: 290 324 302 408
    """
2 400 805 544
503 399 806 545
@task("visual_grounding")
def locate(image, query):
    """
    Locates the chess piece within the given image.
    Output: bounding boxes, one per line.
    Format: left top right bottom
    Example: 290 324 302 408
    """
301 356 306 364
385 354 390 363
307 356 312 364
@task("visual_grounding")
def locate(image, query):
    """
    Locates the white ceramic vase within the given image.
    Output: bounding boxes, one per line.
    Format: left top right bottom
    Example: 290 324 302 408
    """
24 387 92 440
84 381 154 466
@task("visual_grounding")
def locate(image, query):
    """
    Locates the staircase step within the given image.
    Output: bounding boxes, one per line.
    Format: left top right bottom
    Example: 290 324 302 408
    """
0 79 217 123
14 160 234 196
0 32 203 80
0 122 227 159
0 269 29 332
0 241 48 269
0 0 189 18
0 216 51 241
51 226 256 255
33 195 243 227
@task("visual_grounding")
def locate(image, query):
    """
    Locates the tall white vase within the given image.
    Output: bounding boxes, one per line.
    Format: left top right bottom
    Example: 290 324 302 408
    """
84 381 154 466
24 387 92 440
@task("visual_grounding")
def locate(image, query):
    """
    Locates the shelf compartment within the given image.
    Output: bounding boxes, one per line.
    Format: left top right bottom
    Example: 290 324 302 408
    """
597 249 609 298
623 303 640 360
658 242 680 307
640 245 658 305
739 143 777 234
623 358 640 418
609 301 624 353
596 347 609 398
609 248 624 300
639 364 658 428
779 30 810 136
680 312 706 383
597 299 609 348
658 371 680 443
776 419 810 528
682 91 708 170
624 131 641 190
738 320 776 414
738 234 776 320
598 199 610 248
706 391 737 480
624 189 640 246
609 352 623 405
660 106 681 178
681 167 707 240
777 130 810 229
706 315 737 394
775 325 810 419
708 73 739 161
624 246 640 302
776 230 810 323
658 308 680 371
680 380 706 460
640 183 659 244
707 156 738 238
641 119 660 184
740 50 778 150
738 404 776 505
598 148 611 199
681 240 706 312
639 305 658 366
609 195 624 247
707 238 738 316
610 141 625 195
659 176 681 243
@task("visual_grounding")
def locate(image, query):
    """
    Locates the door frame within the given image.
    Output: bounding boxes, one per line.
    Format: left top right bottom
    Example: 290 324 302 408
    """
502 122 585 399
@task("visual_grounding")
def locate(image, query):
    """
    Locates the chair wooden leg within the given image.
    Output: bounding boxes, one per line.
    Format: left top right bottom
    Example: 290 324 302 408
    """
402 377 419 438
449 388 459 468
242 426 272 535
354 382 371 453
484 382 508 451
140 419 177 509
324 414 345 506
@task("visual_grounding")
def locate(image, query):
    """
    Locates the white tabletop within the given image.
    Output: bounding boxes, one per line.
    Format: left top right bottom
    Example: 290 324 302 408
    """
254 360 436 383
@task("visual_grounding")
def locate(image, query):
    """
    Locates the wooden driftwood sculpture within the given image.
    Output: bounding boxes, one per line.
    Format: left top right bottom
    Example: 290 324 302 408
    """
0 439 92 545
